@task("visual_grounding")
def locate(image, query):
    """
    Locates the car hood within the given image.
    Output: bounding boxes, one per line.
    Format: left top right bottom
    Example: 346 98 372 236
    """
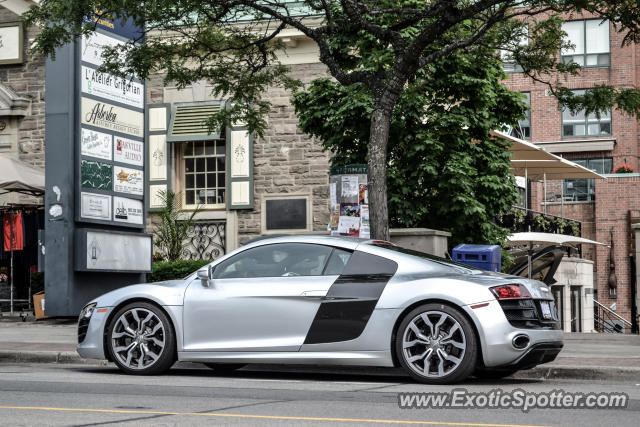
91 279 190 308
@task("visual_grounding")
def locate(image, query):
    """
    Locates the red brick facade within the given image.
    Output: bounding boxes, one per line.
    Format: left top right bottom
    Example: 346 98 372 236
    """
503 12 640 325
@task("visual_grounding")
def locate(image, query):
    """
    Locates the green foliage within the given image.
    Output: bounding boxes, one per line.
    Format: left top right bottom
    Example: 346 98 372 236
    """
568 221 581 237
533 214 551 232
147 260 210 283
154 190 203 261
292 47 520 246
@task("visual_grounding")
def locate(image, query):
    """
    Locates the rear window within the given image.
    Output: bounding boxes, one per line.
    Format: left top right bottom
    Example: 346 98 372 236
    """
372 244 482 273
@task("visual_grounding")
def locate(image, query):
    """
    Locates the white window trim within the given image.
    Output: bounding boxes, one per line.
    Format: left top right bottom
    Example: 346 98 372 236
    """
178 140 227 210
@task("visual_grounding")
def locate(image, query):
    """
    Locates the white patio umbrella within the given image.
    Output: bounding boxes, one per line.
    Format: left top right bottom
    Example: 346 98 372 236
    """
0 155 44 314
506 232 608 279
491 130 606 216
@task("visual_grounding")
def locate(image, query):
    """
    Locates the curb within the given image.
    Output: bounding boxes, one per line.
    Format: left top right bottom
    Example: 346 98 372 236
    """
512 365 640 382
1 350 640 381
0 350 109 366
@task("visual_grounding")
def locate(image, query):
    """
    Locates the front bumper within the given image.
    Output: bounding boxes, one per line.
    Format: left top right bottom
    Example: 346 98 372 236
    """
76 308 110 360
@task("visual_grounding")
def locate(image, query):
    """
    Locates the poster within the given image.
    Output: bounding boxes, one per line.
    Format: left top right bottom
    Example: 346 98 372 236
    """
337 216 360 236
359 184 368 204
330 182 337 206
114 135 144 166
81 65 144 109
360 205 370 239
81 128 112 160
80 192 111 220
81 97 144 137
329 214 339 230
341 176 359 202
113 166 143 195
113 196 144 225
81 160 112 190
340 203 360 217
0 24 22 64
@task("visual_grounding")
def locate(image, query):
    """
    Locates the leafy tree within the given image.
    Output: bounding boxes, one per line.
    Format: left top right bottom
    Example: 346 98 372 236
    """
154 190 202 261
25 1 640 240
292 47 522 246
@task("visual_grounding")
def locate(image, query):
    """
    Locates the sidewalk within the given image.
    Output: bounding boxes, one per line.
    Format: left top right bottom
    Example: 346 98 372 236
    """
2 317 640 381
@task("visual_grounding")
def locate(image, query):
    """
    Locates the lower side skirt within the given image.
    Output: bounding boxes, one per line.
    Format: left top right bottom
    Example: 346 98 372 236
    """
178 350 394 367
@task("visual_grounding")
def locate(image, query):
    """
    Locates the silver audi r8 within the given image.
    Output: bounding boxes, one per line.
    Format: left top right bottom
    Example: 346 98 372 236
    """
77 235 563 384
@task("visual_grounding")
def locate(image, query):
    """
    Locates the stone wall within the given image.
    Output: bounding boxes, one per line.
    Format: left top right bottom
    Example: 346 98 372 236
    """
0 7 46 167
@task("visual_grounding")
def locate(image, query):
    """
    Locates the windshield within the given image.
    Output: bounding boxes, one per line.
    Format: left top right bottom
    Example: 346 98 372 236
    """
373 244 482 273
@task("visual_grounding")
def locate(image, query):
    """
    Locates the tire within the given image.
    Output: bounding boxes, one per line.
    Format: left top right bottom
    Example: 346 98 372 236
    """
203 363 247 373
395 303 477 384
106 302 176 375
474 368 519 380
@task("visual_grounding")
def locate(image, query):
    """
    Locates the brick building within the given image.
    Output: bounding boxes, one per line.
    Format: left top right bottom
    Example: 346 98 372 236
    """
503 11 640 330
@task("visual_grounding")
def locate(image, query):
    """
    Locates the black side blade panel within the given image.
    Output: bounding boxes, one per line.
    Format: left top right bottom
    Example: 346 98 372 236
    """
304 250 398 345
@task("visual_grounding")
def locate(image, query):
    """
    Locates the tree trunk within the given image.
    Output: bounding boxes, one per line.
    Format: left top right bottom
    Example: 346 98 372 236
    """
367 105 393 241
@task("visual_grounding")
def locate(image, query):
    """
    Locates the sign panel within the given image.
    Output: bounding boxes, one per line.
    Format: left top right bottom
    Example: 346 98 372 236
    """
81 31 124 66
149 134 167 180
81 66 144 109
81 128 112 160
80 192 112 221
81 160 113 190
0 22 22 65
85 231 151 271
113 166 143 195
82 98 143 137
114 135 144 166
113 196 143 225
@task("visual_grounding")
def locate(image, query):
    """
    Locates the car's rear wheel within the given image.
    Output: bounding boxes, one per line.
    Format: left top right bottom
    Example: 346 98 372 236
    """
107 302 176 375
203 363 247 373
396 303 477 384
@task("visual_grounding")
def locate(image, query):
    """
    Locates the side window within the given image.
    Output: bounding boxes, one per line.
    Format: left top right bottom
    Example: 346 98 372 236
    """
323 248 353 276
212 243 334 279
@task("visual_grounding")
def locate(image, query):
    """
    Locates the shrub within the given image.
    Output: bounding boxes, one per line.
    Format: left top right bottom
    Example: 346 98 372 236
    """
147 260 210 283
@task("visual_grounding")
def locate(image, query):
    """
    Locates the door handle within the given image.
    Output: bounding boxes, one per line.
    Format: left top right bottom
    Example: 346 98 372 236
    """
301 290 326 299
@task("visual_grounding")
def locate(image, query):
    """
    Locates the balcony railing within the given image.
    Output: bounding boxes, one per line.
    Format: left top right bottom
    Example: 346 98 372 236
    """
498 206 582 236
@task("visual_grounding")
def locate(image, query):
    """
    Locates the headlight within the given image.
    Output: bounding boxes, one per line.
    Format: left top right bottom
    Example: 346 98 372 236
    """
79 302 97 319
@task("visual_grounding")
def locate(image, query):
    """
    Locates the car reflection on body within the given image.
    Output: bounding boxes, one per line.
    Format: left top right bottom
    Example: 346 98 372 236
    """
77 235 562 384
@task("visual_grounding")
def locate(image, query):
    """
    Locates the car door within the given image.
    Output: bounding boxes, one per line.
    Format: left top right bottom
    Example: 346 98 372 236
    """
182 243 351 352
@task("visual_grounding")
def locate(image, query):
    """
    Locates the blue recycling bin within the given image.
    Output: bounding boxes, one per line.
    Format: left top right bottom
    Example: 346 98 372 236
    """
452 244 501 272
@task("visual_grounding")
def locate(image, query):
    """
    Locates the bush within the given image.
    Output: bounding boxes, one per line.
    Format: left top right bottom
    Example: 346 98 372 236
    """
147 260 210 283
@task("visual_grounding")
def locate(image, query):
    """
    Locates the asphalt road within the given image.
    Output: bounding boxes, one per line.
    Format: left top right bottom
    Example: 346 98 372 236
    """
0 362 637 426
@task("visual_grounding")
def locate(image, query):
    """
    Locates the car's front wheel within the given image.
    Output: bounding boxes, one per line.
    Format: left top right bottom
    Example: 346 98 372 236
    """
106 302 176 375
396 303 477 384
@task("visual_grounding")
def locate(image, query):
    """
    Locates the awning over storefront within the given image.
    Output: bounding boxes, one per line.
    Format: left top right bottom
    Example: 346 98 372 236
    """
0 155 45 196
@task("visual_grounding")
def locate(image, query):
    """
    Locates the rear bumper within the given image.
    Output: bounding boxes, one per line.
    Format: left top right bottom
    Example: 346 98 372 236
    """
504 342 563 370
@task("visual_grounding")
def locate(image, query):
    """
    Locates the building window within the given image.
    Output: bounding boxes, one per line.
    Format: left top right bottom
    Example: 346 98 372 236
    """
508 92 531 139
563 158 612 201
562 89 611 137
501 30 528 73
561 19 610 67
183 140 226 207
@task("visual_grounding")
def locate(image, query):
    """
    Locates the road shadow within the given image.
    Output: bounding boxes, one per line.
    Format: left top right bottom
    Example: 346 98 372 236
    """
73 362 543 385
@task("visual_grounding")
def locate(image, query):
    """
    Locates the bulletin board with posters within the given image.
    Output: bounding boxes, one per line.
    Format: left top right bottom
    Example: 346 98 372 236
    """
328 164 370 239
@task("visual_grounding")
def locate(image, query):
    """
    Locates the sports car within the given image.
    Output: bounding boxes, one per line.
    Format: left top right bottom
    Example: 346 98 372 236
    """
77 235 563 383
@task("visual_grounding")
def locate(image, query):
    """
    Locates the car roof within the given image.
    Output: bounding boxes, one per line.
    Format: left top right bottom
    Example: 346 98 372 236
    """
241 234 389 251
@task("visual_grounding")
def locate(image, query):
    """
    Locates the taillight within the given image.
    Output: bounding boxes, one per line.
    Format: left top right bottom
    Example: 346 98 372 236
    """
490 284 531 300
371 240 394 245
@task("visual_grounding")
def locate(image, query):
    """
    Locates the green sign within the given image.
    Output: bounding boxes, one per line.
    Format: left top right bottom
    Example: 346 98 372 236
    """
81 160 113 190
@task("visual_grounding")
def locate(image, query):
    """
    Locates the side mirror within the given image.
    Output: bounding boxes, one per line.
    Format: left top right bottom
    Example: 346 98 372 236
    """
196 266 213 280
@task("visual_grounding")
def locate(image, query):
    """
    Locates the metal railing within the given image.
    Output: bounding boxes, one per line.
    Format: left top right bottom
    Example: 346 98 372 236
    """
594 300 633 333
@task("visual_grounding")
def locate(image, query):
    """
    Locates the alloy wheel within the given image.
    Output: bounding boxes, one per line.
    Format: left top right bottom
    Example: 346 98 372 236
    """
401 310 467 378
110 308 165 370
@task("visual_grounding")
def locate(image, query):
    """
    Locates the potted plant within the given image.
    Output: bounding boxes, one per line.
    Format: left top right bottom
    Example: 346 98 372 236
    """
614 163 634 174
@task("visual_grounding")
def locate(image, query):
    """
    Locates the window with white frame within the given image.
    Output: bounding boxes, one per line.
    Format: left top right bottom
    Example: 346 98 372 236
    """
501 30 528 73
561 19 610 67
182 140 226 207
562 89 611 137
